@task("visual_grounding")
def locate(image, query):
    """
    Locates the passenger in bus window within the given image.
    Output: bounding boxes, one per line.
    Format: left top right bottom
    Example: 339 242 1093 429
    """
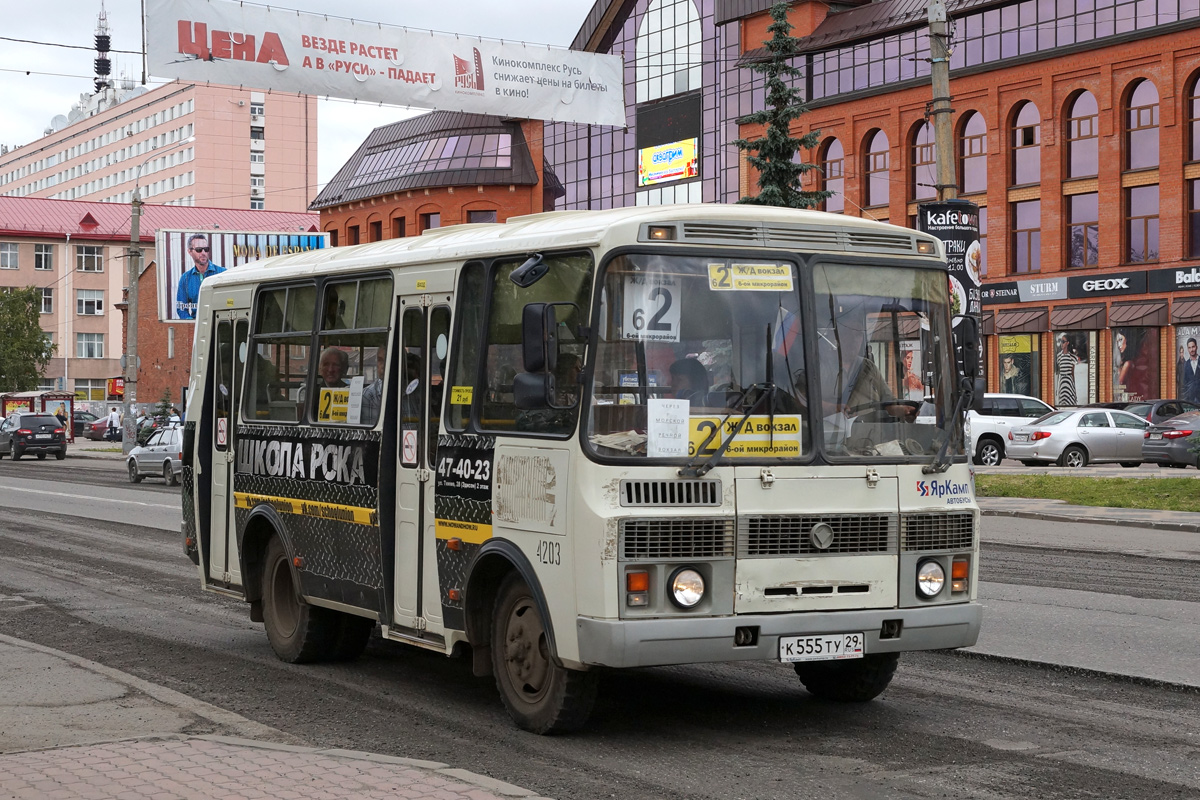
317 348 349 388
360 341 386 426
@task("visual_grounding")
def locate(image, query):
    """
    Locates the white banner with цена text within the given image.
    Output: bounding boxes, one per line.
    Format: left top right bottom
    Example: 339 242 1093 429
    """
145 0 625 127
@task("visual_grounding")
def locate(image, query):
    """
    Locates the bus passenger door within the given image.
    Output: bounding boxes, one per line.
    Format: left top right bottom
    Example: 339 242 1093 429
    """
393 298 451 633
208 311 249 587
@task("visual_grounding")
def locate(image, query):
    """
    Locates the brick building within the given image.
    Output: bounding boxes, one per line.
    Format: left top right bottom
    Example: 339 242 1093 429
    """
0 196 317 410
739 0 1200 409
312 113 561 243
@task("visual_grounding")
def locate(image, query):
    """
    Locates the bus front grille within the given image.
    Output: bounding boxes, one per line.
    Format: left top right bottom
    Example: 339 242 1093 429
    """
901 512 976 551
619 479 722 507
738 514 898 557
619 518 736 560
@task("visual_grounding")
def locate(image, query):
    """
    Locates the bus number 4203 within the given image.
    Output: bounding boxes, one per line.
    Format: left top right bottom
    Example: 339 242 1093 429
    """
536 539 561 566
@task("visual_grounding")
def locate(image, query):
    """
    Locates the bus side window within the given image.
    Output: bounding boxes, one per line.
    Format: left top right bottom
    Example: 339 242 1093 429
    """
446 263 486 432
246 285 316 423
428 307 451 461
314 276 393 426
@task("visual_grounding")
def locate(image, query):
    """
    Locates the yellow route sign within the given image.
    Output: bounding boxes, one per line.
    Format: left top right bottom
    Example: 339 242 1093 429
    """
688 415 802 457
707 262 793 292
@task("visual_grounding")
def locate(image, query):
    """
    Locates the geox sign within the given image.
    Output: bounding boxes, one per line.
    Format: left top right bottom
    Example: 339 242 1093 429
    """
1067 270 1145 298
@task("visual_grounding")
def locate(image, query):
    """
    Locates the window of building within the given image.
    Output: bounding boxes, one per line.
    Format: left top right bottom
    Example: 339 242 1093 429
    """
250 102 264 115
76 245 103 272
77 289 104 315
349 134 512 189
250 126 265 140
634 0 702 104
328 229 339 247
820 138 844 213
1067 193 1099 269
977 205 988 277
347 226 360 245
0 243 17 269
368 220 382 241
1189 74 1200 162
40 288 53 314
959 112 987 194
393 217 406 238
250 152 265 164
1126 80 1159 171
864 130 890 208
74 378 105 401
1066 91 1098 179
911 122 936 201
250 176 265 187
1190 179 1200 259
1012 199 1041 273
467 210 498 224
245 284 315 422
1126 185 1159 263
34 243 53 271
76 332 104 359
250 199 264 210
1012 101 1041 185
420 213 441 232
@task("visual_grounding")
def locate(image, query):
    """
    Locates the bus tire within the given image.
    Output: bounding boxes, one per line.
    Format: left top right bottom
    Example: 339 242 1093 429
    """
491 572 597 734
327 614 375 662
794 652 899 702
261 537 336 664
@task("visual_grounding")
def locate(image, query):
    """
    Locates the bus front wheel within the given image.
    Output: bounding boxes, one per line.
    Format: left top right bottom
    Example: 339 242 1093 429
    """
491 572 597 734
794 652 899 702
261 537 336 663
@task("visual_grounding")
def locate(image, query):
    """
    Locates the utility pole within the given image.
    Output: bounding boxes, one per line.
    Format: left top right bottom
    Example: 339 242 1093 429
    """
124 192 142 454
927 0 957 201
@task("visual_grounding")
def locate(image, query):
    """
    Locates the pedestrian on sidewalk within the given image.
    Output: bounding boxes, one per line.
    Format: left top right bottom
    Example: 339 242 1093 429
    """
106 407 121 441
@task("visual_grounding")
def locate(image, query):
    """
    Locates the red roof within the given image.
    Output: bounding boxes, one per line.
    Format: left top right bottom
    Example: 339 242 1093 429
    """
0 196 319 243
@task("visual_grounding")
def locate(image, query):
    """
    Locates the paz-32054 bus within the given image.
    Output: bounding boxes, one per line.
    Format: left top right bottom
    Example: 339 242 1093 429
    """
183 204 983 733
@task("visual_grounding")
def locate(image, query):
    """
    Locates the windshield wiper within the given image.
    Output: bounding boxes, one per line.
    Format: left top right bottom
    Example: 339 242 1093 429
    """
679 382 773 478
923 375 974 474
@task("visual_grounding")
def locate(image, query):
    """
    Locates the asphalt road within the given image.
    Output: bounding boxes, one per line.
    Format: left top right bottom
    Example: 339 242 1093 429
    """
1 457 1198 800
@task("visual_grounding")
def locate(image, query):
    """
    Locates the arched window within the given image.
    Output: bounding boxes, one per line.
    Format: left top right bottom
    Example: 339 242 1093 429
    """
1126 80 1159 171
1066 91 1098 179
864 130 889 208
911 122 936 201
635 0 702 104
958 112 987 195
820 138 844 213
1011 102 1041 186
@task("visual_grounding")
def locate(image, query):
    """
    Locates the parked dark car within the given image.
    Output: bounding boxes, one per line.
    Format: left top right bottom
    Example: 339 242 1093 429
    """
72 410 99 437
1086 399 1200 425
83 418 110 441
1142 411 1200 469
0 412 67 460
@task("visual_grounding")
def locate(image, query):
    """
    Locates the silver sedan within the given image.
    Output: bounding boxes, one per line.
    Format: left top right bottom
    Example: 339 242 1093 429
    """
127 425 183 485
1006 408 1149 468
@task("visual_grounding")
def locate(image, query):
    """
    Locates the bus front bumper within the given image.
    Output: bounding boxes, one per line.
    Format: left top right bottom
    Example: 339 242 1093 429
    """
575 602 981 669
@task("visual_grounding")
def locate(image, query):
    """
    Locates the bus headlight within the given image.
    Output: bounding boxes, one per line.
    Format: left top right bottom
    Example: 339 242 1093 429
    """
669 567 705 608
916 560 946 597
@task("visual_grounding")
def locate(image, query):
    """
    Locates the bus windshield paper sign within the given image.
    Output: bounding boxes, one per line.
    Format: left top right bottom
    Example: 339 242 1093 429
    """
145 0 626 127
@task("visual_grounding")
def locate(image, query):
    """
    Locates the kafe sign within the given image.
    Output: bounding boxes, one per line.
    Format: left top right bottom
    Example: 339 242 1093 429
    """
917 200 981 319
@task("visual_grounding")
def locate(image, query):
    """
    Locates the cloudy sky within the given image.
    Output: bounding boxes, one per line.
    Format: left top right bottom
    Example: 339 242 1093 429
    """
1 0 598 188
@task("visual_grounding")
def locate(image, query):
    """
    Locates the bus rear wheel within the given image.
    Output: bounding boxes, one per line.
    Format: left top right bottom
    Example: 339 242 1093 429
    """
261 537 336 663
491 572 597 734
794 652 899 702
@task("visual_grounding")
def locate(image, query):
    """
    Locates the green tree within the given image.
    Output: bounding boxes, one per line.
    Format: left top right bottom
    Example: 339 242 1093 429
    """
735 1 830 209
0 287 54 393
153 390 173 422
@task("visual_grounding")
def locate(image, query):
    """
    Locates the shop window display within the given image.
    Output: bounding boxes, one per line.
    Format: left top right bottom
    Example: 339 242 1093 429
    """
1174 325 1200 405
1053 331 1095 406
1112 327 1159 402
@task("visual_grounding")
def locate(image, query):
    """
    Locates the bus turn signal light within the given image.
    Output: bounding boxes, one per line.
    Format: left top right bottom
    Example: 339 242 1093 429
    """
446 537 463 551
626 570 649 607
951 559 969 593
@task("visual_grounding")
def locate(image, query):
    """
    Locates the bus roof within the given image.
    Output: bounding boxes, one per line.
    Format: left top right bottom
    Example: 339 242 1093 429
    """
198 203 943 288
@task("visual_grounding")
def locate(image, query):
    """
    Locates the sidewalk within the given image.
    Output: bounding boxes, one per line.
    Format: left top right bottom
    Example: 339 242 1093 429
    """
0 634 547 800
978 495 1200 532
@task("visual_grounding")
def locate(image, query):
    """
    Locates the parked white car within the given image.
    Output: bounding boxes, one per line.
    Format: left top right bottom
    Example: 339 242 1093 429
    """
967 393 1055 466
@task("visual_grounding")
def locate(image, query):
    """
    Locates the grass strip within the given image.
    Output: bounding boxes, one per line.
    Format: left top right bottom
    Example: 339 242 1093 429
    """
975 474 1200 513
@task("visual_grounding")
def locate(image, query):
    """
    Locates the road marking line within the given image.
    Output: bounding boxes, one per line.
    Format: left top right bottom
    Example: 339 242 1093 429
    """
0 485 178 510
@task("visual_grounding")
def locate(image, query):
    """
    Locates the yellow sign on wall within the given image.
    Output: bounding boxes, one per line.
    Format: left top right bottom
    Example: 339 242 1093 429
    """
638 138 699 186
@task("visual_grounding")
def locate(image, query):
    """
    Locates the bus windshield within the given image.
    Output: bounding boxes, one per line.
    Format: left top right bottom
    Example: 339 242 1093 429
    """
584 254 959 463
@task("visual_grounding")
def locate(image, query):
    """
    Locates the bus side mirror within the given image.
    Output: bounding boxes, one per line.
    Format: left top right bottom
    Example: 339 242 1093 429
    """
521 303 557 374
953 315 985 412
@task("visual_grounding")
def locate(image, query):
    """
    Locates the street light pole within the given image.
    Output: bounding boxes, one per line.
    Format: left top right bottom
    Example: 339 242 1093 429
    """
122 137 194 453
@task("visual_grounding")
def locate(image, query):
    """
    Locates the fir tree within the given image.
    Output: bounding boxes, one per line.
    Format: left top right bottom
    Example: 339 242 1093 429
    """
735 1 830 209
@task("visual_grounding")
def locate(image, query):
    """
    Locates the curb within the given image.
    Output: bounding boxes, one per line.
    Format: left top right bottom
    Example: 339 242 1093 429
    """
980 507 1200 533
951 648 1200 694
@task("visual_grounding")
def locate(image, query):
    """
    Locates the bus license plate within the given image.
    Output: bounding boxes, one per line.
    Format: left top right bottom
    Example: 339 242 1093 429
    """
779 633 865 663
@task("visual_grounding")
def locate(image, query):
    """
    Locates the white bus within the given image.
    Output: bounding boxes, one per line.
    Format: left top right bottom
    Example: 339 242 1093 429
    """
183 204 983 733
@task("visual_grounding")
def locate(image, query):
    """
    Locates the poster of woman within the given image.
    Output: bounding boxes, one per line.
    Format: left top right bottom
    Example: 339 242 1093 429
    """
1112 327 1160 401
1053 331 1090 406
900 340 924 401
